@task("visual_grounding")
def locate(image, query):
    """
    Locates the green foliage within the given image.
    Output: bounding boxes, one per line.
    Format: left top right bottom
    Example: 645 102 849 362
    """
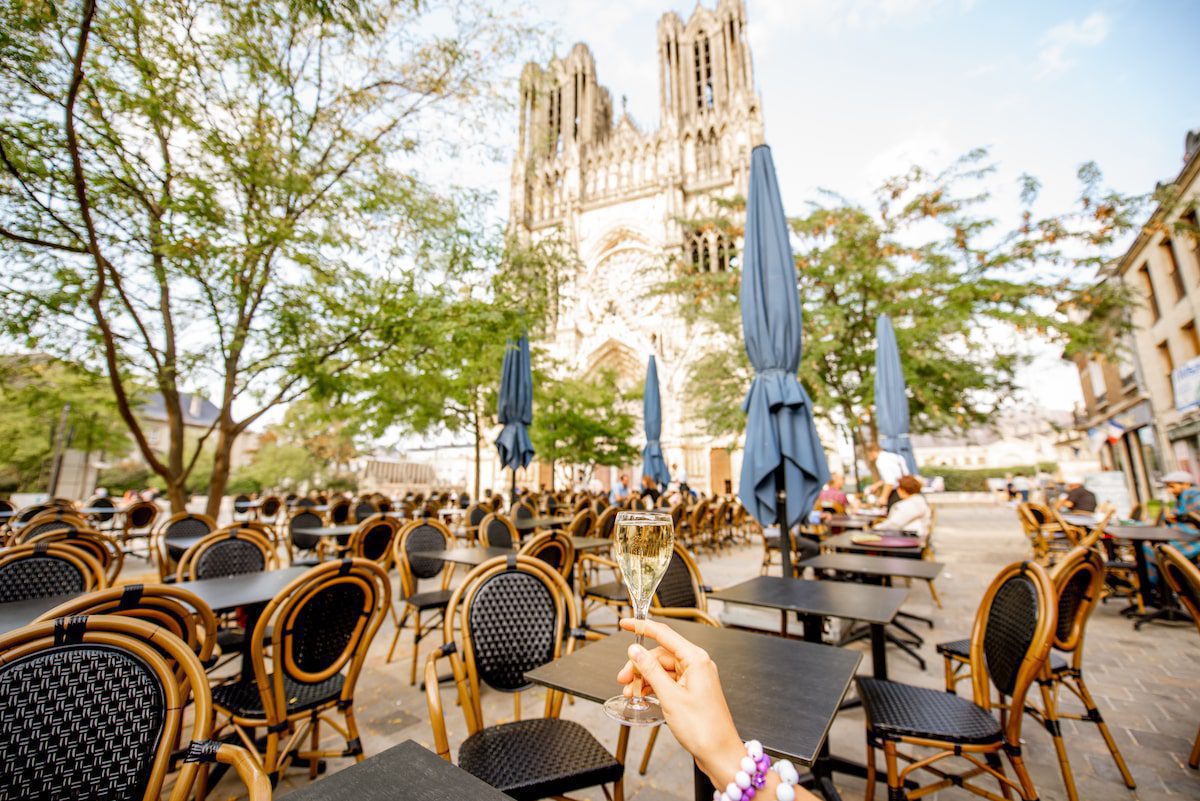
530 368 639 486
229 401 362 492
921 463 1057 492
657 149 1145 448
95 461 155 494
0 355 131 491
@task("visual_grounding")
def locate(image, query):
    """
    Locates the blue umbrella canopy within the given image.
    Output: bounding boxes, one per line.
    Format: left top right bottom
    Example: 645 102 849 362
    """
874 314 918 474
495 335 534 471
738 144 831 531
642 355 671 487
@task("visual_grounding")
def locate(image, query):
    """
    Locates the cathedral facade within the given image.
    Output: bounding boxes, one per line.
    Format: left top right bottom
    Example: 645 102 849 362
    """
509 0 763 494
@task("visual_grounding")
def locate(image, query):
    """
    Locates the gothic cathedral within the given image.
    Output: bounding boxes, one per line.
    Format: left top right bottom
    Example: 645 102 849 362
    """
508 0 763 493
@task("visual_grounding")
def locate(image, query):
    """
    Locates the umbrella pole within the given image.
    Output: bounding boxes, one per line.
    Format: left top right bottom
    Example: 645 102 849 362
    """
775 464 792 579
511 468 517 505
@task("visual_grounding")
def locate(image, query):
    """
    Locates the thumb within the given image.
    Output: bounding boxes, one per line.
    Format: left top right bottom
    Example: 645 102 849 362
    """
629 644 681 705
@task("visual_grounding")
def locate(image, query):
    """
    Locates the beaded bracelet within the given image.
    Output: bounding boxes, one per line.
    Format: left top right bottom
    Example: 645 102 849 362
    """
713 740 801 801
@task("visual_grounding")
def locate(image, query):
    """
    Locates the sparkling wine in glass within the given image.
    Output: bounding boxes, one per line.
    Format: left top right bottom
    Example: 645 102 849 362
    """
603 509 674 726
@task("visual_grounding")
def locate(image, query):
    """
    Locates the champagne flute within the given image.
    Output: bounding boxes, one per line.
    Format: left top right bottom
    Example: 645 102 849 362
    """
603 509 675 726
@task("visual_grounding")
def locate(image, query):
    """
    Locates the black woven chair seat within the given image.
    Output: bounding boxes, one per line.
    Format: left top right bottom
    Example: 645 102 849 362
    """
857 677 1002 745
458 718 622 801
935 638 1066 672
583 581 629 603
404 588 453 610
212 673 344 718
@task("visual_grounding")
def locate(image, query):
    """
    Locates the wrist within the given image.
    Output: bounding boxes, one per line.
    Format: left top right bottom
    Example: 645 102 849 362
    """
699 733 746 788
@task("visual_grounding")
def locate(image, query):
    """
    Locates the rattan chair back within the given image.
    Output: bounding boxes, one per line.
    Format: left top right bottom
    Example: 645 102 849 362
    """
246 559 391 734
568 508 595 538
288 508 324 552
347 514 401 567
0 615 270 801
1047 547 1105 661
11 503 52 526
83 496 118 523
1026 502 1054 527
258 495 283 520
175 528 275 582
0 498 13 515
466 502 487 529
0 543 106 602
233 494 253 517
510 501 535 522
14 510 90 542
479 513 518 549
25 526 123 585
653 542 707 613
37 584 219 674
518 529 576 579
158 512 218 542
1156 544 1200 634
596 506 620 539
968 560 1055 743
352 499 380 524
328 498 352 525
124 500 159 532
440 555 578 729
394 519 453 597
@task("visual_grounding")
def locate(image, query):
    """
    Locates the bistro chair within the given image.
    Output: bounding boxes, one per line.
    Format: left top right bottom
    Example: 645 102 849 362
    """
518 529 575 581
386 518 457 684
1156 544 1200 769
567 507 596 539
25 525 124 585
686 499 711 553
328 497 352 525
211 558 391 784
344 513 401 567
0 542 106 602
233 494 254 520
14 509 91 542
1017 503 1068 566
258 494 283 523
288 508 326 564
0 615 269 801
859 560 1054 801
82 495 119 530
120 500 160 557
638 543 719 775
578 550 630 628
938 547 1134 800
174 528 276 582
510 500 536 525
479 512 519 549
37 583 220 675
153 512 218 580
425 555 626 801
239 519 287 555
463 502 488 544
353 498 380 524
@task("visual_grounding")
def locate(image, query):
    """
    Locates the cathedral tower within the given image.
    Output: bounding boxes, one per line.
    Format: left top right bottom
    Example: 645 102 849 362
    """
509 0 764 493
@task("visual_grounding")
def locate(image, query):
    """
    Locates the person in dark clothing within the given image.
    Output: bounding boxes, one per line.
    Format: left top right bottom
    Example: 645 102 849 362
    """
640 475 661 504
1057 477 1097 513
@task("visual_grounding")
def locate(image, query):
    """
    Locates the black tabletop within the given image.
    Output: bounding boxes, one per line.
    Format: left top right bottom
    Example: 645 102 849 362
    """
78 506 125 515
0 594 76 635
1108 525 1199 543
820 532 924 554
174 565 310 613
799 552 943 581
823 515 874 529
571 536 611 552
525 618 860 766
410 547 512 566
710 576 909 625
280 739 513 800
300 524 359 537
512 515 574 531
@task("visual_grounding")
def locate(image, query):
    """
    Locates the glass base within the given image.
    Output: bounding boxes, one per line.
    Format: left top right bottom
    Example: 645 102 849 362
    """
603 694 666 727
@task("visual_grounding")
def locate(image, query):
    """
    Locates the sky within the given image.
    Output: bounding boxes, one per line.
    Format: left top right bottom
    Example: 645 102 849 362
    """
470 0 1200 413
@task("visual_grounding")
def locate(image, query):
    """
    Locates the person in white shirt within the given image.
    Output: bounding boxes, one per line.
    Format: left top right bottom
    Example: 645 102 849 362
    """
877 476 932 536
866 444 908 508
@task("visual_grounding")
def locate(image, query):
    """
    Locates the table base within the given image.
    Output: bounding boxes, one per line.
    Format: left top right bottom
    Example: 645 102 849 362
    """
1132 606 1194 629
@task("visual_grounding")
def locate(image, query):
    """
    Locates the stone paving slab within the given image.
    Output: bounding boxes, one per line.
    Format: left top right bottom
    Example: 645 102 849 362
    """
193 503 1198 801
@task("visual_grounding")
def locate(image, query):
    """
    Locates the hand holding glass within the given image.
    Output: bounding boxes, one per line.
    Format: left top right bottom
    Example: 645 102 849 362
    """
603 509 674 726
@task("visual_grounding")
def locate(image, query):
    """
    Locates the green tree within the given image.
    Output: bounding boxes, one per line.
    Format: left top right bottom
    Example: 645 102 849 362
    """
229 400 362 492
530 368 639 490
659 150 1145 459
0 0 535 514
0 354 131 491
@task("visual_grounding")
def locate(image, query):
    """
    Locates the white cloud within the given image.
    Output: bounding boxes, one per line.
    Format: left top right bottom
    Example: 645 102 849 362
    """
1037 11 1111 77
750 0 971 35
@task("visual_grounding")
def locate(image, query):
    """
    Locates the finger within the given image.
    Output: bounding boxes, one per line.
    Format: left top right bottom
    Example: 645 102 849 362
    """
617 650 679 683
620 618 707 664
626 643 682 706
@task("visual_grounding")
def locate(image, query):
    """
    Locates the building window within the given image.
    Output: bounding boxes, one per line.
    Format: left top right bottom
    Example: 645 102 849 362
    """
693 33 714 111
1163 239 1186 301
1184 320 1200 360
1159 340 1175 406
685 229 735 273
1140 263 1160 322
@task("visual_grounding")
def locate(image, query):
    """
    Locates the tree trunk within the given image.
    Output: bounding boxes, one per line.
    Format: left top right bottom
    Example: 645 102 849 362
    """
548 458 555 491
204 425 236 520
472 404 483 501
166 480 187 514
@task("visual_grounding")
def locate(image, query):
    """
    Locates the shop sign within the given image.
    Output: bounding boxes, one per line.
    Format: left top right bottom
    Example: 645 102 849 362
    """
1172 356 1200 412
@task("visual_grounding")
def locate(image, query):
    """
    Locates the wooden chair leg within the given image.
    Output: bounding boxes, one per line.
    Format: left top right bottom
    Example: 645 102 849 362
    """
1039 681 1078 801
344 705 365 763
942 656 957 694
926 579 942 609
864 736 877 801
1072 674 1135 787
638 725 660 775
386 604 411 663
1007 748 1040 801
883 740 906 801
410 609 423 686
309 717 320 779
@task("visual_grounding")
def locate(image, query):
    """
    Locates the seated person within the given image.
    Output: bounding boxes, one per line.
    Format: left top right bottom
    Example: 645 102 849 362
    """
640 474 662 504
1055 477 1096 513
875 475 932 536
617 618 818 801
1144 471 1200 584
817 473 849 513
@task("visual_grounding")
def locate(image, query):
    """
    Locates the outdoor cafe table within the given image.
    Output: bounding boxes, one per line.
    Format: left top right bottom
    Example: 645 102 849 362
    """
512 515 573 532
409 546 512 568
524 617 861 801
571 536 611 552
708 575 907 681
823 515 877 530
820 531 925 556
799 552 942 584
0 565 310 638
1108 524 1200 623
281 739 512 801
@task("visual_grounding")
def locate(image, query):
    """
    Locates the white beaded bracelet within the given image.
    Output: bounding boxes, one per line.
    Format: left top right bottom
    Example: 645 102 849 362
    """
713 740 801 801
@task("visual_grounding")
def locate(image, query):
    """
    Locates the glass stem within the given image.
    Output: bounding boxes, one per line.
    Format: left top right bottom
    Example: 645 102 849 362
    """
630 602 649 710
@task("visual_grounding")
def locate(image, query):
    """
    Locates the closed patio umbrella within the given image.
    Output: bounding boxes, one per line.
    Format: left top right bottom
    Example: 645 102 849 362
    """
738 144 831 578
875 314 918 475
495 335 534 501
642 356 671 489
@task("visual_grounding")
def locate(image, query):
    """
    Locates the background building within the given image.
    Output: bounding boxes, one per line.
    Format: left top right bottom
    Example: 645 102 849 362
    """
509 0 762 495
913 407 1096 474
